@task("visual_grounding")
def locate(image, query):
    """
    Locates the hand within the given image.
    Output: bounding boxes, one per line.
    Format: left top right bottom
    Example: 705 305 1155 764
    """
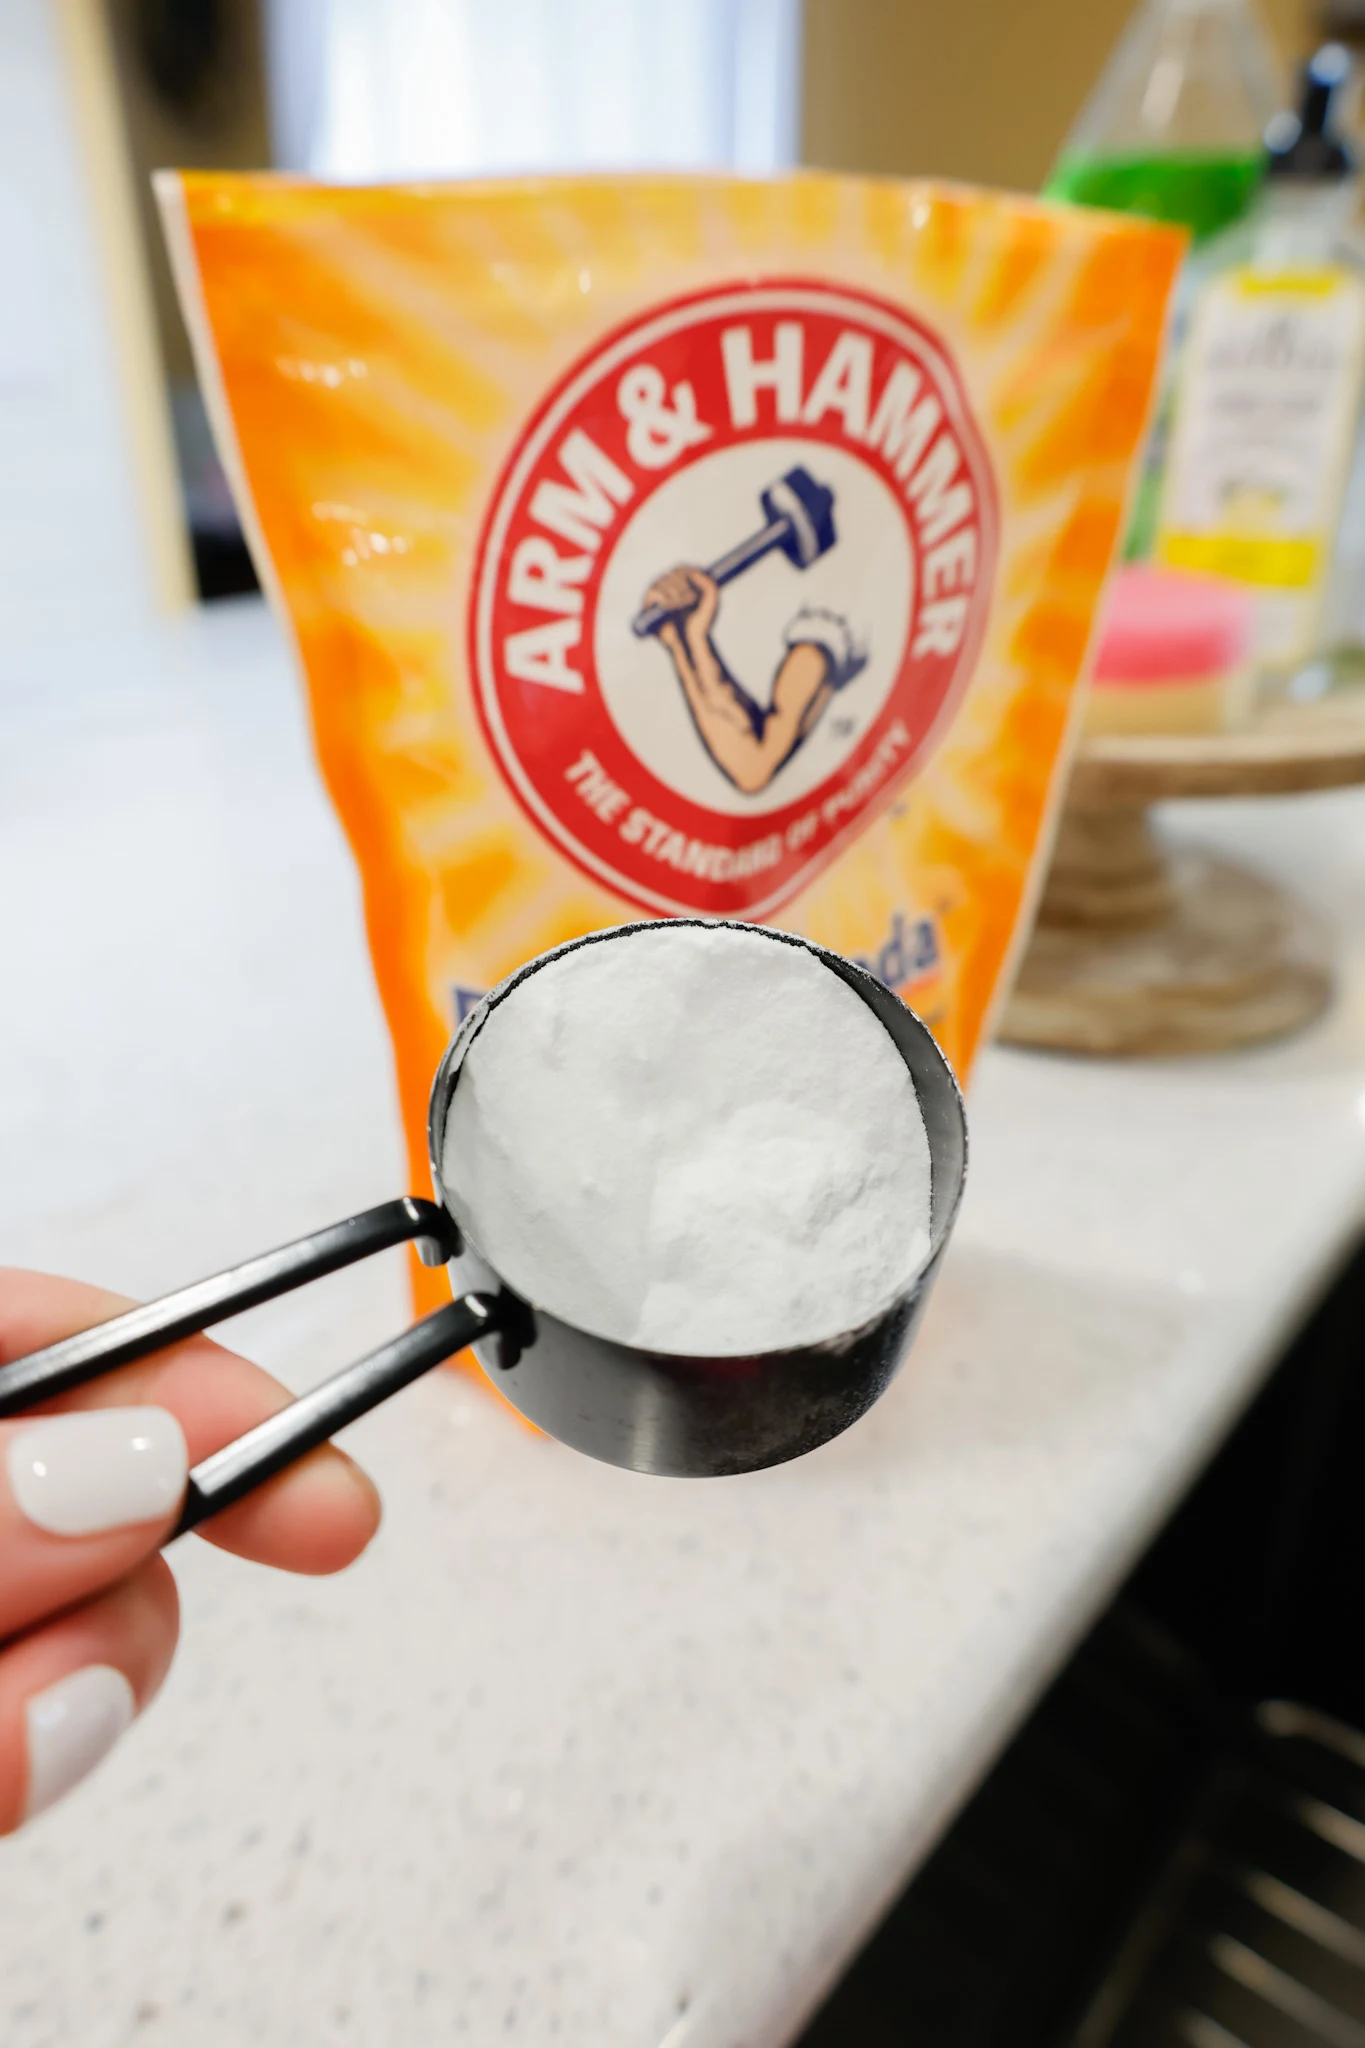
0 1267 381 1834
643 566 720 643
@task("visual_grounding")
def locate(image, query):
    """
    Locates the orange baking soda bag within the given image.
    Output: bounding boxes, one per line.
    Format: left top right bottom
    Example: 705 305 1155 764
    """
158 172 1180 1317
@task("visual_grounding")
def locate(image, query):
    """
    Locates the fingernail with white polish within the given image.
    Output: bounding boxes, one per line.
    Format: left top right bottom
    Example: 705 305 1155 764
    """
23 1665 136 1821
8 1408 188 1537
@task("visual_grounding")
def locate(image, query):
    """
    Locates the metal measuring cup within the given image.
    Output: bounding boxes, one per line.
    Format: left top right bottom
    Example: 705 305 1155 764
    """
429 922 966 1477
0 924 966 1528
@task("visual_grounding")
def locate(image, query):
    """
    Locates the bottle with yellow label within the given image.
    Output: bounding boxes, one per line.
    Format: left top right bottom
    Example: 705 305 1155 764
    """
1155 45 1365 680
1044 0 1282 562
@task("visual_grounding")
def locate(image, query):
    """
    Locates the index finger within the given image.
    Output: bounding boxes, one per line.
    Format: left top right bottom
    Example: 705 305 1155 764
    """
0 1268 381 1576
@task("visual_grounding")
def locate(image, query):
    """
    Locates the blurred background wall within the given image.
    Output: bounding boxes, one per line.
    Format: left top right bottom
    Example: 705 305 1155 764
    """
102 0 272 596
0 0 193 641
7 0 1332 631
801 0 1310 185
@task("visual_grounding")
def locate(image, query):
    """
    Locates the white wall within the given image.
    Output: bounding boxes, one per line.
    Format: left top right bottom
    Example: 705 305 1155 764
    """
0 0 186 649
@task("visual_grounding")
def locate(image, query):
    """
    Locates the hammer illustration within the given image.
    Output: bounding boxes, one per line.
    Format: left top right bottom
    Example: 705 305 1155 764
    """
632 465 837 637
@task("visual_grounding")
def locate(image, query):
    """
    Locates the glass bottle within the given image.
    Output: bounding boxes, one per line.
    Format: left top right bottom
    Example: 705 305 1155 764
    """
1153 47 1365 684
1046 0 1283 244
1047 0 1284 558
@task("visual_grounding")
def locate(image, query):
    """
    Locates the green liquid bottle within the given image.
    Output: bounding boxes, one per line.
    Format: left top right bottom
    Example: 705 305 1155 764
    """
1045 0 1283 556
1046 148 1265 244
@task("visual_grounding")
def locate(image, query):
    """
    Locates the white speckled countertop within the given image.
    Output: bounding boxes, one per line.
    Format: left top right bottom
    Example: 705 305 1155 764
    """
2 600 1365 2048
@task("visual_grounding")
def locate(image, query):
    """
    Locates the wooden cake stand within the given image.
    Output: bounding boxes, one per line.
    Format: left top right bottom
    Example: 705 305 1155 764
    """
999 695 1365 1057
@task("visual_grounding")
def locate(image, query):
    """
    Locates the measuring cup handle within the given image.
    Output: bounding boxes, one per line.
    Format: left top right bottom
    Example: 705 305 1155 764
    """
173 1293 502 1538
0 1197 456 1417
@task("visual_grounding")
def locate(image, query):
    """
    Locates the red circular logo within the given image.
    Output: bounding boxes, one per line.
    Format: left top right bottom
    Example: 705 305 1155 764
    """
471 280 997 918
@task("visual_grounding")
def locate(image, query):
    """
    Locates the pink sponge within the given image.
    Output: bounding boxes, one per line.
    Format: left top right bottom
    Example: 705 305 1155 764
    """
1095 566 1251 686
1085 566 1255 735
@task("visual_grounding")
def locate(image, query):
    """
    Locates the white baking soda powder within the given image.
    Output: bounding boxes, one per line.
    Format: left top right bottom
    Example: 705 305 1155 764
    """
441 925 933 1355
